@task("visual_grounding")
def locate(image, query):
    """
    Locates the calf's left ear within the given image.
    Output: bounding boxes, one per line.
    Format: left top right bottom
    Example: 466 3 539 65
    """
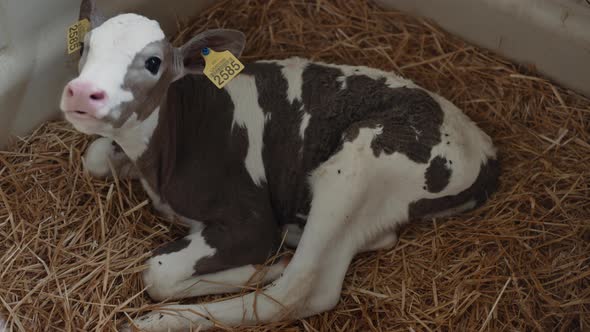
175 29 246 77
79 0 106 29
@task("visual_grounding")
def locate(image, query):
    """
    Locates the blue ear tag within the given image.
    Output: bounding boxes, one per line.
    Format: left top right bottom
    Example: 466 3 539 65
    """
201 47 210 56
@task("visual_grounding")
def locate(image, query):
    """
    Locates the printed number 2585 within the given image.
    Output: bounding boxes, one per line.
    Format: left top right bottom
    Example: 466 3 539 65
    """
68 25 80 52
213 60 241 86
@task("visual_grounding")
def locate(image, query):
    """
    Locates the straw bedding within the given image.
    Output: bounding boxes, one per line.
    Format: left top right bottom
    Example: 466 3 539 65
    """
1 0 589 331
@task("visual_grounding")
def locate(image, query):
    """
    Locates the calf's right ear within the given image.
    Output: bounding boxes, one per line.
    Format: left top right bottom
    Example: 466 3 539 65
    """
175 29 246 78
79 0 106 29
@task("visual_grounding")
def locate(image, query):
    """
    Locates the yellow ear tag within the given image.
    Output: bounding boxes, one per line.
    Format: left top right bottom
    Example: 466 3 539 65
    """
201 48 244 89
66 19 91 55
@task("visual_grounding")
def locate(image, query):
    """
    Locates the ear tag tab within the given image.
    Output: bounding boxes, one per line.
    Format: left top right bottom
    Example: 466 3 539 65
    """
67 18 91 55
201 47 244 89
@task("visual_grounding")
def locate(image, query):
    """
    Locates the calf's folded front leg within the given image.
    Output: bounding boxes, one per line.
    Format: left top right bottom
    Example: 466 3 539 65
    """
83 137 139 179
142 230 288 301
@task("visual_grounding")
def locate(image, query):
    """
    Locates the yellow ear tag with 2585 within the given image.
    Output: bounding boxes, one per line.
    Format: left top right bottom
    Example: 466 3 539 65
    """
201 48 244 89
66 18 91 55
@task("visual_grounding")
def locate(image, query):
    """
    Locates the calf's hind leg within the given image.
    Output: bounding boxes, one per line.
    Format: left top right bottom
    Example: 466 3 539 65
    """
361 231 398 252
284 223 398 253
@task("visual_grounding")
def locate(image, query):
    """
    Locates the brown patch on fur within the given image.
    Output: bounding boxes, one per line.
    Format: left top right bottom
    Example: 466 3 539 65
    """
137 73 281 276
243 63 309 227
152 238 191 256
107 40 178 128
254 63 446 227
409 159 501 219
425 156 452 193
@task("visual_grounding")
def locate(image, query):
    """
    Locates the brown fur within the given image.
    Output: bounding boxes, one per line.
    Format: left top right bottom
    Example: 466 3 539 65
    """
139 74 280 275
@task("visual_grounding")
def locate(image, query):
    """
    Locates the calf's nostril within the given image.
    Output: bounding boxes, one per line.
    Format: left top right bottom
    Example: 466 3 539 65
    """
90 91 106 101
67 87 74 97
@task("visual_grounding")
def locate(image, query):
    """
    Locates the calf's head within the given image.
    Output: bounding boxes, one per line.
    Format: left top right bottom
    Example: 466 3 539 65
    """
60 0 245 138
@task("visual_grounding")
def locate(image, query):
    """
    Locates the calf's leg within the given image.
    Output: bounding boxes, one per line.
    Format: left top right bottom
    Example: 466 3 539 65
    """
360 231 398 252
142 230 287 301
282 223 398 253
127 185 361 331
83 137 138 179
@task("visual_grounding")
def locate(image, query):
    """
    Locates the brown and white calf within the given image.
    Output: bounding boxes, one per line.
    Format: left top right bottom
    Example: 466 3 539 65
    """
60 1 500 331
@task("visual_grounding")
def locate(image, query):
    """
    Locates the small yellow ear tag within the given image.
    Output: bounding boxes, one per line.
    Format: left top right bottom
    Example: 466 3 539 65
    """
66 19 91 55
201 48 244 89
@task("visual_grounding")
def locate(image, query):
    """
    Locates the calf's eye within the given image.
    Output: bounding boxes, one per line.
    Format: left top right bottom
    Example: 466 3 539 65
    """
145 57 162 75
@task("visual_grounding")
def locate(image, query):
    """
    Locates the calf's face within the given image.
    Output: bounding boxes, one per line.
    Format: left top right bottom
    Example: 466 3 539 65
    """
61 13 171 136
60 0 246 138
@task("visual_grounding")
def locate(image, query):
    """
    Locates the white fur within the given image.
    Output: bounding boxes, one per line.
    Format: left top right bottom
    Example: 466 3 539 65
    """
114 108 159 161
361 232 398 252
78 14 164 120
336 76 347 90
143 231 216 301
65 113 116 137
145 259 286 302
143 230 287 302
277 58 306 103
263 58 312 142
83 137 116 177
283 224 303 248
225 76 268 186
299 112 311 140
176 216 205 233
309 59 416 90
83 137 138 179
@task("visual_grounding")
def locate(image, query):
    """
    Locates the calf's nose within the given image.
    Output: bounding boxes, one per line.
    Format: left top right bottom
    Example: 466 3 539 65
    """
63 80 109 118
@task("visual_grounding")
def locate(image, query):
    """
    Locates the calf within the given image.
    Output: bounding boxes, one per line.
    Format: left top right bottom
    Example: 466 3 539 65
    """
60 1 500 331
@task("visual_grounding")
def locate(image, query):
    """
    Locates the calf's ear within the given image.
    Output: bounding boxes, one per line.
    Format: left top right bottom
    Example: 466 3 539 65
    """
79 0 106 29
175 29 246 77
